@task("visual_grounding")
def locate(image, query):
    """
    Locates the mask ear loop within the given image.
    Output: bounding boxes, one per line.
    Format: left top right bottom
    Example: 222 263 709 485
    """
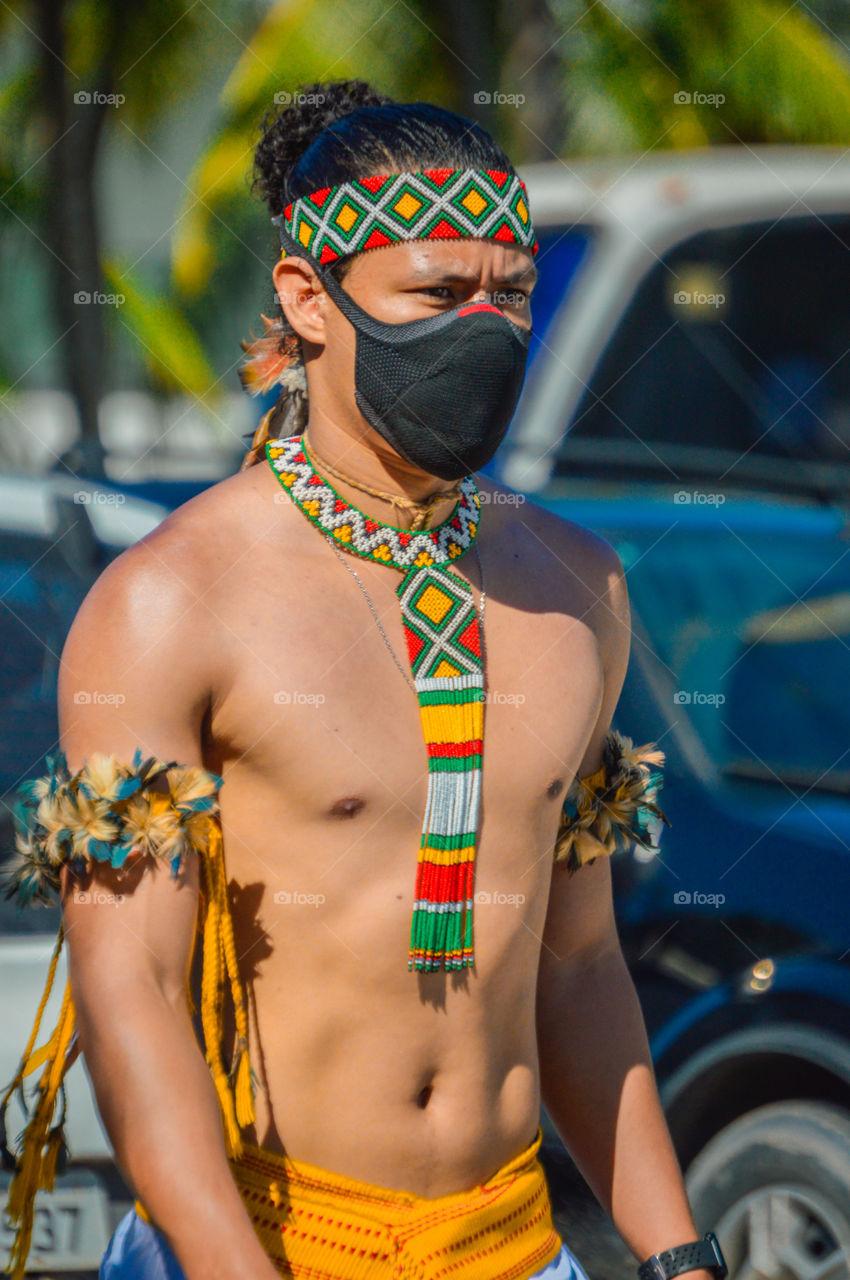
271 216 361 319
270 217 473 343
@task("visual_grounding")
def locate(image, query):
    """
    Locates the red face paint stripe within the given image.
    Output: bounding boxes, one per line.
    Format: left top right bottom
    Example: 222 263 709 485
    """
456 302 503 318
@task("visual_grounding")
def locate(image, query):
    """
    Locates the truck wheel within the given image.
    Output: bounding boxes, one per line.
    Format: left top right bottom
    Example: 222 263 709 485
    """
685 1100 850 1279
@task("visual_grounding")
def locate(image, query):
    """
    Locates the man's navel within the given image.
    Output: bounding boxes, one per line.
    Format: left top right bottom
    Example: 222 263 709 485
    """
416 1082 434 1109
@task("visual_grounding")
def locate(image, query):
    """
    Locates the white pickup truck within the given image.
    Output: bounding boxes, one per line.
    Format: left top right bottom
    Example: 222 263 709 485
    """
503 144 850 500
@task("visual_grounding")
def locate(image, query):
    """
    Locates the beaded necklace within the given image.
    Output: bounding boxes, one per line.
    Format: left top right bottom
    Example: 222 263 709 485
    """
266 432 487 973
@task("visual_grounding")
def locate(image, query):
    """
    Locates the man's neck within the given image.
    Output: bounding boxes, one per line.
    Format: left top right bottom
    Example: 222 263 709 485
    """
299 417 466 532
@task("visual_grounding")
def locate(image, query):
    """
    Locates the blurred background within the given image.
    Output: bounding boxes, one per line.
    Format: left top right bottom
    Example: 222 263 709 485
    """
3 2 850 1277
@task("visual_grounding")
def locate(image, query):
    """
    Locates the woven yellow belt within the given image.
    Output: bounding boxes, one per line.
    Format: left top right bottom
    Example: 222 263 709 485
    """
135 1124 562 1279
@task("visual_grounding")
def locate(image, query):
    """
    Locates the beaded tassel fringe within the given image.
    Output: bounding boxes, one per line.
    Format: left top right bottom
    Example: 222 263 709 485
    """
264 434 487 974
398 563 485 972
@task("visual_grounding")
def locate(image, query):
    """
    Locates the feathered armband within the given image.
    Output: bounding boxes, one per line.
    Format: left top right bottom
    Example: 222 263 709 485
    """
0 748 256 1280
554 729 671 874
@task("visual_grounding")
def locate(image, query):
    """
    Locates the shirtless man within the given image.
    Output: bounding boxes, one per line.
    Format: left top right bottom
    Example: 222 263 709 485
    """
2 82 724 1280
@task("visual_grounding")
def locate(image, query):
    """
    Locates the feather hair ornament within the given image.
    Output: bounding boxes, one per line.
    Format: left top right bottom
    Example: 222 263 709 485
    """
554 728 671 874
238 313 309 470
238 312 307 398
0 749 256 1280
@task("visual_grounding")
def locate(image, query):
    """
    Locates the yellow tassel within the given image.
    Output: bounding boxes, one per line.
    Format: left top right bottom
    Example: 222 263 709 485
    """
212 1069 242 1158
196 818 256 1159
1 928 65 1116
39 1126 65 1192
5 980 76 1280
234 1046 255 1129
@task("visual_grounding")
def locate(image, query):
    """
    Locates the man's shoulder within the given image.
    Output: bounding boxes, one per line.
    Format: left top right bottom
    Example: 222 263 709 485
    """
112 464 269 580
477 474 625 587
478 474 629 672
68 465 271 646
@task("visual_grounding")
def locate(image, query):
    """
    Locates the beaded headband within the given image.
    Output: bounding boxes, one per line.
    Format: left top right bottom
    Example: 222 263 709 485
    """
270 167 538 265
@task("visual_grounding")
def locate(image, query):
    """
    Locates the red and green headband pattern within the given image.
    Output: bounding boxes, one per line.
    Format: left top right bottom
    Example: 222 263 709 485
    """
271 167 538 264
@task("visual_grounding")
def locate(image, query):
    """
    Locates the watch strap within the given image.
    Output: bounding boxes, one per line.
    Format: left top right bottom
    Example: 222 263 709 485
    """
637 1231 727 1280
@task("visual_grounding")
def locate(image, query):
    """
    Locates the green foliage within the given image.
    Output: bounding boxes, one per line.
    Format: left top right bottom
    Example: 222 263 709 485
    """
101 257 216 397
171 0 456 298
560 0 850 153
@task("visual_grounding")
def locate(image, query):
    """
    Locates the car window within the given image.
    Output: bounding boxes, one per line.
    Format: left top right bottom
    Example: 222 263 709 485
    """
619 520 850 790
558 215 850 483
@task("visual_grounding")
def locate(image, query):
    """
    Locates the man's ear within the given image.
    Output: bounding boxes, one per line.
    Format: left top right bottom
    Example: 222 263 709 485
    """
272 256 326 345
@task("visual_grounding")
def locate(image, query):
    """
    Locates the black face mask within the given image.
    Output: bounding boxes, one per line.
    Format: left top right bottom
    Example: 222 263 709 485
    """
276 226 532 481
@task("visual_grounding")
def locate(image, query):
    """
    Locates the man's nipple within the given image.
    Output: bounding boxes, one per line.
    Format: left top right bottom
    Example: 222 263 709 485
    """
328 795 366 818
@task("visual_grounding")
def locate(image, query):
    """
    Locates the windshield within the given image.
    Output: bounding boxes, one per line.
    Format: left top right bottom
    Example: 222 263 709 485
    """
558 215 850 489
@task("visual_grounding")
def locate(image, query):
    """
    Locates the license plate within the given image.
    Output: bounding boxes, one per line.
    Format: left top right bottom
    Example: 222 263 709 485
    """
1 1178 112 1271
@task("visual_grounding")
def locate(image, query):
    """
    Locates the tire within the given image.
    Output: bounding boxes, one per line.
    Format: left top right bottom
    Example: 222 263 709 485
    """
685 1100 850 1279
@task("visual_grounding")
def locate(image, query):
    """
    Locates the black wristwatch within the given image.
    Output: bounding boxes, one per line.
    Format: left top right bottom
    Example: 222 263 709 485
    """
637 1230 728 1280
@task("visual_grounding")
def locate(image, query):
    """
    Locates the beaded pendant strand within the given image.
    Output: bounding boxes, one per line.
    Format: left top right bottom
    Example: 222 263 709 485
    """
265 434 485 972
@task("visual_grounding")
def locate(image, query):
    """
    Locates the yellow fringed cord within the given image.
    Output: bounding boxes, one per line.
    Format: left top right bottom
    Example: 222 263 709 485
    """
196 817 254 1158
212 819 255 1131
4 977 76 1280
0 926 65 1113
3 809 257 1276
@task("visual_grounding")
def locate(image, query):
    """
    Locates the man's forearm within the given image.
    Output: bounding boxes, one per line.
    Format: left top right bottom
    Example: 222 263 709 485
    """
73 975 278 1280
536 946 714 1280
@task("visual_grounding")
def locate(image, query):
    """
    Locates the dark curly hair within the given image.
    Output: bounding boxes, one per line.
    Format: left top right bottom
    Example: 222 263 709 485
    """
238 78 516 469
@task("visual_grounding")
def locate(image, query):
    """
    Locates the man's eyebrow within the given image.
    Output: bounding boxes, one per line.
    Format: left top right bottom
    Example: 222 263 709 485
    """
406 264 539 286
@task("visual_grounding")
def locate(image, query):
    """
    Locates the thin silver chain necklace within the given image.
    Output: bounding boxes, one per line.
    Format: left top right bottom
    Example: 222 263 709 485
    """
323 535 486 694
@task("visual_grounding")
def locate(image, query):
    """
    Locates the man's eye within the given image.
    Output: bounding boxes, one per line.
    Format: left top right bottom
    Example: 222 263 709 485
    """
418 286 531 304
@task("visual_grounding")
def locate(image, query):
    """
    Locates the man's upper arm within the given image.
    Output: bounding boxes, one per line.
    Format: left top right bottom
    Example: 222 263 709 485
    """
57 531 216 1009
538 529 632 973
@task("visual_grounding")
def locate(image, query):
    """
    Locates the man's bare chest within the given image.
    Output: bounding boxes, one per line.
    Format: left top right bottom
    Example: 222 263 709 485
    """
207 537 602 825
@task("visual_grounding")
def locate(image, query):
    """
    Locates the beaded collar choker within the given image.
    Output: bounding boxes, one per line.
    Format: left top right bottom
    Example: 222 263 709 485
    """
266 434 486 973
266 433 481 569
